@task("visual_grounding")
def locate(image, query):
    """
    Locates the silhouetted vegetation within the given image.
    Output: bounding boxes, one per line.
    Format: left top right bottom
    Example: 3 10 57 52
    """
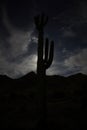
34 14 54 77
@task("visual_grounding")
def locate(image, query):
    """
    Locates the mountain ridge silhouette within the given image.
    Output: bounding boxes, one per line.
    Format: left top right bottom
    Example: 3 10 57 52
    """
0 71 87 80
0 71 87 89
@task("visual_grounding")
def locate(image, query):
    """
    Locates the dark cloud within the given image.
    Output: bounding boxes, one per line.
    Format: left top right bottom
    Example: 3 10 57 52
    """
0 0 87 78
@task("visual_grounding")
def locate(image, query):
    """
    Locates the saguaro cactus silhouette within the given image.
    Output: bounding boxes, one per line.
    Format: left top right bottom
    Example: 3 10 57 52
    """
34 14 54 77
34 14 54 128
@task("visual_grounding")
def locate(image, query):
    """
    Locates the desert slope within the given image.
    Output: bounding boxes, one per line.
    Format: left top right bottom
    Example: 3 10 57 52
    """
0 72 87 129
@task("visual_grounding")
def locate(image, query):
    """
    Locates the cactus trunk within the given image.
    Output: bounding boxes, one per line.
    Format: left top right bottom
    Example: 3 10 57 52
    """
37 29 44 77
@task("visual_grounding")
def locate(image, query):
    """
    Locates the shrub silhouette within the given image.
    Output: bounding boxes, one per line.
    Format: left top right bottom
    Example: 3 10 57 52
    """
34 14 54 78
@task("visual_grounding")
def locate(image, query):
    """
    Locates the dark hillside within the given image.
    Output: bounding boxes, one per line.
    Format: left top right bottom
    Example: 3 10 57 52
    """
0 72 87 129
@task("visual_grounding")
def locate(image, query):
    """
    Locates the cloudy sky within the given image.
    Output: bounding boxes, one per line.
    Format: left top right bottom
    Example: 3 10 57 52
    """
0 0 87 78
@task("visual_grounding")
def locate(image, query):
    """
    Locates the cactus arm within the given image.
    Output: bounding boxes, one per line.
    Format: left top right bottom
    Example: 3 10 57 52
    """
45 41 54 69
41 14 48 26
44 38 49 62
41 14 44 25
34 14 48 30
43 16 48 26
43 14 48 26
34 15 40 30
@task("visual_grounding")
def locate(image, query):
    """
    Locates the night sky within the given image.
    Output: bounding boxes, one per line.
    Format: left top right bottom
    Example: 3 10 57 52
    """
0 0 87 78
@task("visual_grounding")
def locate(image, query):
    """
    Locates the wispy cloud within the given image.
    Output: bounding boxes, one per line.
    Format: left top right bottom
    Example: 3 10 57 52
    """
0 54 37 78
47 48 87 76
2 6 34 57
0 6 38 78
64 48 87 74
